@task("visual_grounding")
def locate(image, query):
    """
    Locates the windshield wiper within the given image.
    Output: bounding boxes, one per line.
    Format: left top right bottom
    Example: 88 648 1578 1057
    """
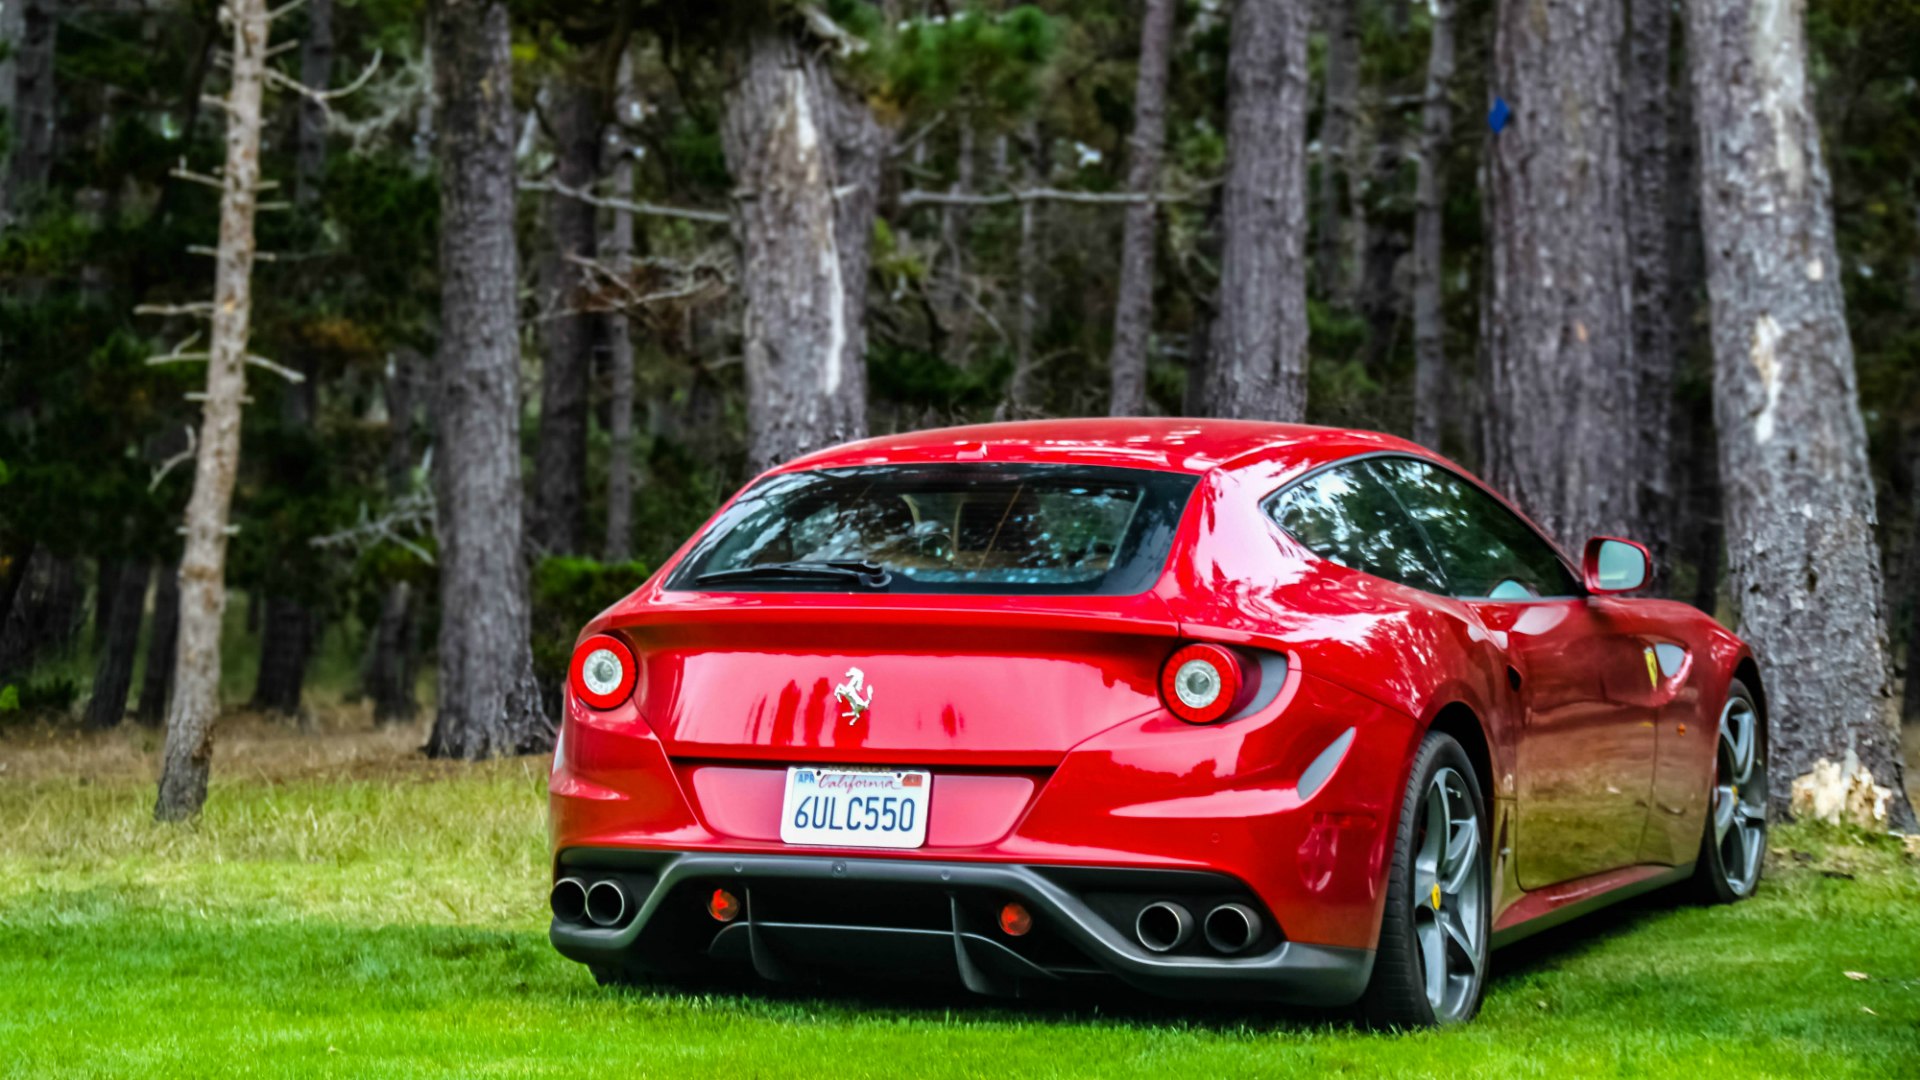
695 560 893 591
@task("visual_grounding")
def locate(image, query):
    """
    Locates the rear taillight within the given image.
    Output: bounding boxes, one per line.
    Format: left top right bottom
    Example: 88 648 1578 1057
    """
1159 643 1244 724
569 633 636 710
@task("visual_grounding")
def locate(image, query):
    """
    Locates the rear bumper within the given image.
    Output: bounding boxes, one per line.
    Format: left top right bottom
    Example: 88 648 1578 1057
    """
551 849 1374 1005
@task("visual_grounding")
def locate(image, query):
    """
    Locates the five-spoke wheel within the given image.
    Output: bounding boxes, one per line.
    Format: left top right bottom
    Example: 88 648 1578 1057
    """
1692 679 1767 903
1362 731 1490 1028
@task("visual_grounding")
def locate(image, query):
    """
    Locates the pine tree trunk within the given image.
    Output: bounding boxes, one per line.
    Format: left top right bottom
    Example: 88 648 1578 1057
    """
1483 0 1637 549
1007 122 1047 416
425 0 549 759
137 560 179 726
531 72 602 557
1623 0 1678 584
1902 433 1920 726
604 52 638 564
250 595 313 717
84 561 149 731
94 557 123 649
1410 0 1455 450
1107 0 1177 417
295 0 332 204
941 119 977 367
365 350 421 724
3 0 56 216
0 548 81 678
1202 0 1311 422
721 13 886 473
1315 0 1359 305
156 0 271 821
1684 0 1913 826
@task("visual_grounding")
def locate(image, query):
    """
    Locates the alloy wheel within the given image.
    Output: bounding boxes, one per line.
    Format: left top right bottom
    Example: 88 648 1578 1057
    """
1713 697 1766 896
1410 765 1484 1022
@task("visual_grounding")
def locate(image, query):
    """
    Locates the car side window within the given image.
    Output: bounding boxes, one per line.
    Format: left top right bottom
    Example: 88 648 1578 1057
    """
1366 457 1579 600
1266 463 1449 595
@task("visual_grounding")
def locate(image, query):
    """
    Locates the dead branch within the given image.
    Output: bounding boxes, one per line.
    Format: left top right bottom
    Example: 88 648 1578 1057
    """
310 485 437 566
149 426 198 492
522 178 730 225
245 354 307 383
135 301 217 320
897 186 1202 209
266 49 383 113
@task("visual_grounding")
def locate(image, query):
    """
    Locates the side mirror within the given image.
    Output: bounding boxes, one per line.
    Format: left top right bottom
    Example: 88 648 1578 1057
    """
1583 537 1651 594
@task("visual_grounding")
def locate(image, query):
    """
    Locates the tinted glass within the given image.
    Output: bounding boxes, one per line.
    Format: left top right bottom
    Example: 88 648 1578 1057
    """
1366 457 1578 599
669 464 1197 595
1266 463 1448 594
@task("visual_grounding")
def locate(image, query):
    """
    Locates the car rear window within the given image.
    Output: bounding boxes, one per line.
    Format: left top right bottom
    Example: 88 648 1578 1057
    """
668 464 1199 595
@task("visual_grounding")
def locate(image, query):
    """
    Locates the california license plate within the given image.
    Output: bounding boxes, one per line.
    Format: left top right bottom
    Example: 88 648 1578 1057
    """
779 767 931 849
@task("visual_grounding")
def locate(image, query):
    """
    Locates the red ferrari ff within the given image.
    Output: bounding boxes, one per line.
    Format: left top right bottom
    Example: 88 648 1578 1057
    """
548 419 1767 1026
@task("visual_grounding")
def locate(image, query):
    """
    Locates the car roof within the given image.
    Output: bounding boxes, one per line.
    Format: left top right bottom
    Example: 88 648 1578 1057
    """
773 418 1433 478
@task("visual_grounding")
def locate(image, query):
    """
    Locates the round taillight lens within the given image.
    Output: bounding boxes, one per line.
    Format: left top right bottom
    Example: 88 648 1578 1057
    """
569 633 636 710
1160 643 1243 724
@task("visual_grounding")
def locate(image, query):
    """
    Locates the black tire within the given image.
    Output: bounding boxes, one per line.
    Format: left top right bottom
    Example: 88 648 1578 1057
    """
1686 678 1767 904
1359 730 1492 1029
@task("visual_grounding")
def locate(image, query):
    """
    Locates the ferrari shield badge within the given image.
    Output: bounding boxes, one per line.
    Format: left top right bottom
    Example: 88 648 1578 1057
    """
834 667 874 723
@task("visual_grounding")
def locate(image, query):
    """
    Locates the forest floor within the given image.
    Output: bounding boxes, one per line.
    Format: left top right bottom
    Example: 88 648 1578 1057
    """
0 715 1917 1078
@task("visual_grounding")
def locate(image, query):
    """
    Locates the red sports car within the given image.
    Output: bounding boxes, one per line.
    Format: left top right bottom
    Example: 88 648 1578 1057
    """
548 419 1767 1026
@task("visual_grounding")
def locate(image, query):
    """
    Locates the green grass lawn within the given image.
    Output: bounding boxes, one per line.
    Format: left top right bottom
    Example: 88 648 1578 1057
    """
0 722 1915 1078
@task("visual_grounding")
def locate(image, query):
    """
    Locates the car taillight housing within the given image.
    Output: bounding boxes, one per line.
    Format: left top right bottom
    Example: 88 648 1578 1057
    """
569 633 636 710
1159 642 1245 724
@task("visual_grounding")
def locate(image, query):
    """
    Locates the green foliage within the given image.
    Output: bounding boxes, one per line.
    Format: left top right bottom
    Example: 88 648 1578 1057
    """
528 557 653 693
0 676 78 721
869 6 1060 122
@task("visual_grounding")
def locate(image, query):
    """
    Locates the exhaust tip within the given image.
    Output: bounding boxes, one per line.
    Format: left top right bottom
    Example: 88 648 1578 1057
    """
550 877 588 924
1134 901 1194 953
1203 903 1262 954
585 879 630 928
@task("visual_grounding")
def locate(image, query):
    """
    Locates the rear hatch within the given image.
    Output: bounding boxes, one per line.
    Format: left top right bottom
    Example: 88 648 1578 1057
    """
619 598 1181 766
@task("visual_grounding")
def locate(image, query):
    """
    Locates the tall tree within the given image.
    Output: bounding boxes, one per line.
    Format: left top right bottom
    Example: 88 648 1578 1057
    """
1684 0 1913 824
1482 0 1636 548
84 561 148 730
2 0 57 216
249 0 333 720
1314 0 1360 306
137 559 180 726
1410 0 1455 449
426 0 548 758
530 62 606 556
1622 0 1679 579
1106 0 1178 417
1006 122 1047 416
1201 0 1311 422
603 51 638 564
721 9 887 473
156 0 275 821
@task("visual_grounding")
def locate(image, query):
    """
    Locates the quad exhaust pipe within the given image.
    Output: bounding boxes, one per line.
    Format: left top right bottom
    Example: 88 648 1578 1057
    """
585 880 630 927
550 876 632 928
550 877 588 923
1202 903 1262 954
1134 901 1194 953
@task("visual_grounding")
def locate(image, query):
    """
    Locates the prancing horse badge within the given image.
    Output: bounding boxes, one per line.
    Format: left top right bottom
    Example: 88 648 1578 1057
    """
834 667 874 723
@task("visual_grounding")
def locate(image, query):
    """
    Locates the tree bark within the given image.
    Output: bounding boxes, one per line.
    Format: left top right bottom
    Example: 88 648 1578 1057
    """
137 559 179 726
3 0 57 217
1684 0 1913 826
941 118 977 367
1903 431 1920 727
1482 0 1637 549
0 547 81 679
366 349 422 724
157 0 271 822
530 70 603 557
1107 0 1178 417
1410 0 1455 450
604 51 638 563
84 561 149 731
94 557 124 649
426 0 549 759
1315 0 1360 306
295 0 333 205
249 595 313 717
1202 0 1311 422
1623 0 1679 582
1007 122 1047 416
721 12 887 473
